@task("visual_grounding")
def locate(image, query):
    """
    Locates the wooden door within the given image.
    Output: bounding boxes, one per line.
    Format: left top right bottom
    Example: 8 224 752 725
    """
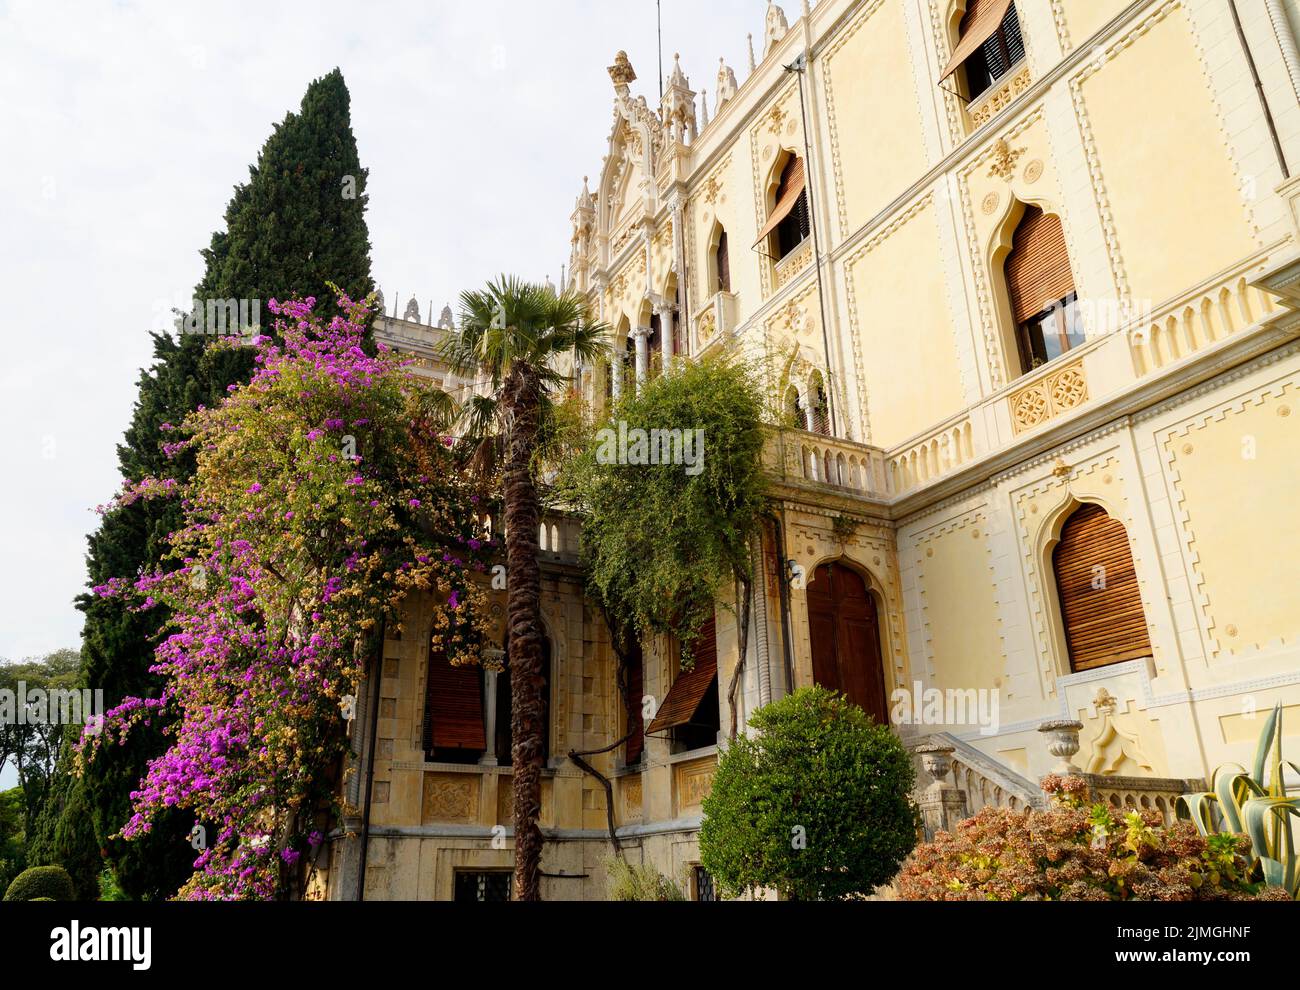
806 563 890 725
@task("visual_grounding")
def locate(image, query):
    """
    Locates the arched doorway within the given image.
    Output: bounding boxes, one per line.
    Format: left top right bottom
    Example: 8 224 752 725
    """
806 562 890 725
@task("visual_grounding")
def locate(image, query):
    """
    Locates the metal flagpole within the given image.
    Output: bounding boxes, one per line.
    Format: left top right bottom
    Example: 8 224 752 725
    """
657 0 664 96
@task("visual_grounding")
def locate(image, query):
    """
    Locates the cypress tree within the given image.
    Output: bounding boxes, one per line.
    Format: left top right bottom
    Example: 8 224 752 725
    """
39 68 374 899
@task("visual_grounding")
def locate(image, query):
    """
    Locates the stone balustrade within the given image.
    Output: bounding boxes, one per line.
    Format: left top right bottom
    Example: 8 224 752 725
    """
886 416 975 494
768 428 889 499
1130 261 1282 376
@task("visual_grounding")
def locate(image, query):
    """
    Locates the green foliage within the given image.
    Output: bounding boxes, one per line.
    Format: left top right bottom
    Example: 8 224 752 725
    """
699 686 919 901
0 650 82 834
558 356 768 652
0 788 27 894
63 67 375 901
26 750 103 900
606 859 686 901
3 865 75 902
1179 704 1299 899
97 867 131 902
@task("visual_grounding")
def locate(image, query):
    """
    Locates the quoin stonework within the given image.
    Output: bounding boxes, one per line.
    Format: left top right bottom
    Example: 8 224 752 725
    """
321 0 1300 902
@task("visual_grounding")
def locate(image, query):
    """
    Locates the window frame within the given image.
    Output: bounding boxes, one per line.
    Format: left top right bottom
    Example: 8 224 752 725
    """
962 3 1026 102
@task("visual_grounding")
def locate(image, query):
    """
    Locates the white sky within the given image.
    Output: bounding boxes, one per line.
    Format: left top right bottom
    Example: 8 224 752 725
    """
0 0 764 673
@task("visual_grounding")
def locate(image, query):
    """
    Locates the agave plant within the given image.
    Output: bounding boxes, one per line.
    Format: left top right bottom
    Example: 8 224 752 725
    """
1179 704 1298 898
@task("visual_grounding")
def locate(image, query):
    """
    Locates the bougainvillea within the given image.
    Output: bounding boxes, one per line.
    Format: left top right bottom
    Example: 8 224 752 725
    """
895 775 1292 901
80 293 492 900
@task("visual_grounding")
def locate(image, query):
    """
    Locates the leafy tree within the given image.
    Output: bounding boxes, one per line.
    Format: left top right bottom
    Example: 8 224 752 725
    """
443 277 607 901
558 356 767 738
57 68 374 899
0 650 81 835
0 788 26 894
699 687 918 901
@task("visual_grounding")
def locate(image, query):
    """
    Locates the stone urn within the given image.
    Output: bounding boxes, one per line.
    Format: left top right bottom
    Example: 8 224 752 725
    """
1038 719 1084 774
914 741 956 789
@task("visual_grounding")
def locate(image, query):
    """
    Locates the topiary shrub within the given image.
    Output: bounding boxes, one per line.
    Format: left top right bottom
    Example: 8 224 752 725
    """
3 865 76 902
896 775 1292 901
700 686 919 901
606 860 686 901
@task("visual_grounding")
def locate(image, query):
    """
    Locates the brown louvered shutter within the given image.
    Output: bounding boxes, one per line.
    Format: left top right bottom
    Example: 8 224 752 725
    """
646 616 718 734
1053 504 1153 673
626 643 644 765
754 157 807 245
716 231 731 294
940 0 1016 82
424 650 486 752
1006 206 1075 323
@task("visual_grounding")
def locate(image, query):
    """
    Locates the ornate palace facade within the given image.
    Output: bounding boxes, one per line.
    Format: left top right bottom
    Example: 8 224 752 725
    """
325 0 1300 900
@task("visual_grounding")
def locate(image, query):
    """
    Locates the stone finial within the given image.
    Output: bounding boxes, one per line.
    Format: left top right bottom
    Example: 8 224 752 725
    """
765 2 790 55
1039 719 1085 775
716 57 739 108
437 304 454 330
699 90 710 128
661 52 697 144
747 33 757 72
373 288 385 314
608 50 637 91
403 297 420 323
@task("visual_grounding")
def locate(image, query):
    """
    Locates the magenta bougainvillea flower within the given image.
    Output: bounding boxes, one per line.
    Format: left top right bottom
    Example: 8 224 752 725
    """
81 293 493 900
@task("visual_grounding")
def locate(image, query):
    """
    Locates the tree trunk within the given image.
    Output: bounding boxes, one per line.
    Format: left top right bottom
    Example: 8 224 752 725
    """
503 361 546 902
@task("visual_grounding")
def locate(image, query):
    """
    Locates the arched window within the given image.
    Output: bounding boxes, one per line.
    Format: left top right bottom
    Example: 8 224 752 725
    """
715 229 731 294
1053 504 1153 673
756 155 810 261
940 0 1026 101
646 614 720 753
808 372 830 436
785 385 807 431
1005 206 1083 373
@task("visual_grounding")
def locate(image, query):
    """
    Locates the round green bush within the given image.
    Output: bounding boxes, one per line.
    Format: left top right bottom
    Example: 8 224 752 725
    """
700 686 919 900
3 865 76 902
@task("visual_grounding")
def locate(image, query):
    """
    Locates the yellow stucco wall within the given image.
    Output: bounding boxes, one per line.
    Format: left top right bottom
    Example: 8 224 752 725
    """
846 199 966 447
1163 379 1300 656
824 0 929 235
1076 5 1257 306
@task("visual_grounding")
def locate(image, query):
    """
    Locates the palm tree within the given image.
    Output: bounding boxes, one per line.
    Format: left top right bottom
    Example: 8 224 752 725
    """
443 276 607 901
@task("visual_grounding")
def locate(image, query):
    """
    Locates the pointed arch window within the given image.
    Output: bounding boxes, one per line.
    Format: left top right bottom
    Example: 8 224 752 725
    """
715 229 731 294
1053 504 1152 673
940 0 1025 102
808 373 830 436
785 386 808 432
755 155 810 260
1005 206 1083 373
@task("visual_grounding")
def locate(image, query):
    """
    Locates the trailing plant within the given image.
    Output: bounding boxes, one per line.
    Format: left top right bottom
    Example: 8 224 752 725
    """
700 687 918 901
1179 703 1299 899
897 776 1289 901
79 294 492 900
558 356 767 738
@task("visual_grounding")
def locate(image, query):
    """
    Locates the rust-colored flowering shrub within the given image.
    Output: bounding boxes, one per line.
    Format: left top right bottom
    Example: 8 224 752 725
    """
896 776 1291 901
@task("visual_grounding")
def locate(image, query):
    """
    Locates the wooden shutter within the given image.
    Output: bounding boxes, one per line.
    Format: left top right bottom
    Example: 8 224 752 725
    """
646 616 718 734
424 651 486 752
754 157 807 245
716 231 731 294
1005 206 1075 323
939 0 1016 82
1053 504 1153 673
626 643 645 765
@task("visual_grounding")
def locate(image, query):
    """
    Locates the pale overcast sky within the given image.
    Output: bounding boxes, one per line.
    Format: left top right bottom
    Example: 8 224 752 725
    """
0 0 763 671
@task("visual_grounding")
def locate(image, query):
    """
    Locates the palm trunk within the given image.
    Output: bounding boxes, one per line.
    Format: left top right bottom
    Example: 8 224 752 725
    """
503 361 546 902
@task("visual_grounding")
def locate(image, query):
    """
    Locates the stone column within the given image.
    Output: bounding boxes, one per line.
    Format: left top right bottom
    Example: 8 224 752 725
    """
655 304 676 372
915 741 968 841
479 666 501 767
633 326 651 390
611 342 624 402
